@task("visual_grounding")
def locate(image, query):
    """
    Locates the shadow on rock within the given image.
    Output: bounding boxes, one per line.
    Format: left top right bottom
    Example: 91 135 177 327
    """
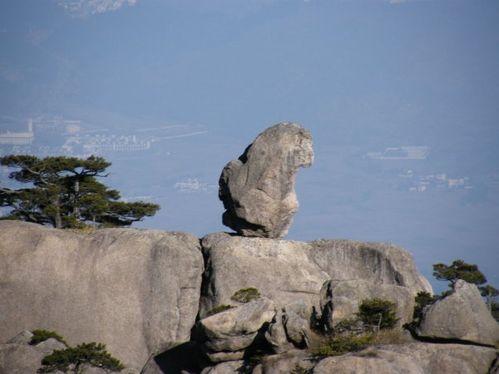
144 342 208 374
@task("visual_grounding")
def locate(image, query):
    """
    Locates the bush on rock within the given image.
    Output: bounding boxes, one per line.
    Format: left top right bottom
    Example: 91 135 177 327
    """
312 334 374 357
356 298 399 330
38 342 124 373
230 287 261 303
30 329 67 346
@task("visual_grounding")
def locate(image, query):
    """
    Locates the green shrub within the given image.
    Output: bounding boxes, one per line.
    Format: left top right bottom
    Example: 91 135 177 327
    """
230 287 260 303
412 291 436 325
492 302 499 322
38 342 124 373
433 259 486 287
206 304 234 317
30 330 67 346
312 334 374 357
356 298 399 330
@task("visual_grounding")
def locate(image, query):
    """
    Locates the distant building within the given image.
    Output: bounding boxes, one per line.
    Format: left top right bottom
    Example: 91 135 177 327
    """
174 178 214 193
406 172 471 192
34 117 81 135
367 146 430 160
0 119 34 145
82 135 151 153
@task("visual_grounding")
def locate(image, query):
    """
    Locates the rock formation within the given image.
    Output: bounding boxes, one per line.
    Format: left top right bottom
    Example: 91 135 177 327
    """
0 331 67 374
326 280 415 327
199 233 432 326
308 239 432 294
418 279 499 346
197 298 276 362
1 124 498 374
0 220 204 370
219 122 313 238
0 330 141 374
312 343 497 374
199 233 330 319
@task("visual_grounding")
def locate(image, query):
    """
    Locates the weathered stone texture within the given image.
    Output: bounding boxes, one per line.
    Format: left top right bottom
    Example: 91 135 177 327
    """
313 343 497 374
0 220 204 370
199 233 329 319
219 122 313 238
418 280 499 346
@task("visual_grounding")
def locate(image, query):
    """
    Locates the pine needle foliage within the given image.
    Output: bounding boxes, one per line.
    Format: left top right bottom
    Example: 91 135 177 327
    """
30 329 67 346
38 342 124 373
0 155 159 228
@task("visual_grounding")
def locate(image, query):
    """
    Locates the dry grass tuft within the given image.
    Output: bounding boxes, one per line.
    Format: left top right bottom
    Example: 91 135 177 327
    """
370 329 411 345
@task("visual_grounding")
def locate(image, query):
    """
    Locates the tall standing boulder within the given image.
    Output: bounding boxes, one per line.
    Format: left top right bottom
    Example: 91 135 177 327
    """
0 220 204 370
219 122 313 238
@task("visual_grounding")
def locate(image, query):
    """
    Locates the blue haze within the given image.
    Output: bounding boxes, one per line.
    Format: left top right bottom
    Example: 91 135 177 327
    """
1 0 498 290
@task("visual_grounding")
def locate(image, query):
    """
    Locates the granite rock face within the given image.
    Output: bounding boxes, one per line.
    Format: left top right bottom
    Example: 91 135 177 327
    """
328 280 415 326
265 302 312 353
308 239 432 295
199 233 432 330
219 122 313 238
199 233 330 319
312 343 497 374
418 280 499 346
251 350 314 374
0 220 204 370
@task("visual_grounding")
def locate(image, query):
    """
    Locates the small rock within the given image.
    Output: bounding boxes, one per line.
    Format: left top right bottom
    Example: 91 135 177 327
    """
265 310 293 353
6 330 33 344
34 337 67 354
0 343 45 374
283 303 311 348
198 297 276 362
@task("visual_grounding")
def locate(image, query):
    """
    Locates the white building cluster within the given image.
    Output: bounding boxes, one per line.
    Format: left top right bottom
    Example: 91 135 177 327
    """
0 120 34 145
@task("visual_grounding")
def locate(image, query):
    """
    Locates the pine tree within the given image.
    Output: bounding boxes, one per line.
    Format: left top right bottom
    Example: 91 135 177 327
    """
432 259 487 288
0 155 159 228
